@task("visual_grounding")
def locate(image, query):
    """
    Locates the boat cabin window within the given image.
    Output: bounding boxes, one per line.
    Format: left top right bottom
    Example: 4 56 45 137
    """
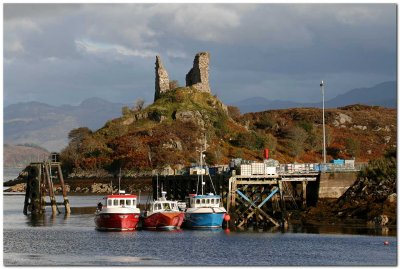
196 199 200 204
216 198 220 204
126 199 131 206
155 203 162 210
201 199 205 204
211 198 214 204
107 199 112 206
120 199 125 206
113 199 119 206
206 198 210 204
163 203 170 210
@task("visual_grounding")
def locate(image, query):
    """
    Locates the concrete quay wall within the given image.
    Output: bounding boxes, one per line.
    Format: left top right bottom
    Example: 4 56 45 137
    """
318 172 357 199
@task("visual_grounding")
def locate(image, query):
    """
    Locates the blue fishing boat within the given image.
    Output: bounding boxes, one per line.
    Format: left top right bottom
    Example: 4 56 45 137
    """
184 193 226 228
183 136 227 228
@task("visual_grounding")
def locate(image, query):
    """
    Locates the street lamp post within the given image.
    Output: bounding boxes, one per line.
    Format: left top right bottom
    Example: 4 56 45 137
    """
320 80 327 164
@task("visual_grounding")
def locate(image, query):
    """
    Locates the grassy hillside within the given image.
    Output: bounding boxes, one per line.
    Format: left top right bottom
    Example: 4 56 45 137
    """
60 88 397 176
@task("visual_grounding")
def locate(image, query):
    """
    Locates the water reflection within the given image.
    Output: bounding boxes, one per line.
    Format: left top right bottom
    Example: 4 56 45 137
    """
25 210 73 227
26 214 59 227
289 223 396 236
227 222 396 236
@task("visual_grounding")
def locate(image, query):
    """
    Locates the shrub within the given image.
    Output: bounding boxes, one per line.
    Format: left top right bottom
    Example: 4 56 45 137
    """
255 113 276 129
298 120 313 133
169 80 180 90
345 137 361 157
233 132 266 150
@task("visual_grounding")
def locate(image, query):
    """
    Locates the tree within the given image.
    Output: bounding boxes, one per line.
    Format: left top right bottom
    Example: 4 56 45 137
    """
68 127 92 143
122 106 131 116
227 106 241 121
133 98 145 111
109 134 150 170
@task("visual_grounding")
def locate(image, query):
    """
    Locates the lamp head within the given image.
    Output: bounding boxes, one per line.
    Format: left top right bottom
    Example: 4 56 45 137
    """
320 80 324 87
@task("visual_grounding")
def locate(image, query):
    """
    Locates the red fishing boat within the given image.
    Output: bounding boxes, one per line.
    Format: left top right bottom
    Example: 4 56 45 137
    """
94 192 141 231
142 191 184 230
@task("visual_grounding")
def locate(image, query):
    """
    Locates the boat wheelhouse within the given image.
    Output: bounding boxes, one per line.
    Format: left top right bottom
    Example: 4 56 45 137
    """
94 193 141 231
186 193 222 208
142 191 184 230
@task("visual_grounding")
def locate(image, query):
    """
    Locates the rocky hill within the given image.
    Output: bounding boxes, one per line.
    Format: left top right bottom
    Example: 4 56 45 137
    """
59 52 397 177
242 104 396 163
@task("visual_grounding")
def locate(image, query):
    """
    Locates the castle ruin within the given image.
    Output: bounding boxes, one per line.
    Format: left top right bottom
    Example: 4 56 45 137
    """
154 52 211 101
185 52 211 93
154 55 170 101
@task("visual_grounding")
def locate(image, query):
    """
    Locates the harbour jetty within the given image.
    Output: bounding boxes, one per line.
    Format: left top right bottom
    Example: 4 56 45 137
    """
152 153 363 228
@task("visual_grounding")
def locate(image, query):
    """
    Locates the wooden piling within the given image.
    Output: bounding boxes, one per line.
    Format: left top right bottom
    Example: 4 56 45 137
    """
302 181 307 209
44 163 58 215
57 164 71 214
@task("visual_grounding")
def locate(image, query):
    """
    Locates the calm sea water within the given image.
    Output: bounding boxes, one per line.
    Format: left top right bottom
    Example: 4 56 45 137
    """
3 193 397 266
3 167 23 182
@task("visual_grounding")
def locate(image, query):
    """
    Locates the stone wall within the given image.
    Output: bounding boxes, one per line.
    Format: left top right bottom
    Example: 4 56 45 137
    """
154 55 170 101
185 52 211 93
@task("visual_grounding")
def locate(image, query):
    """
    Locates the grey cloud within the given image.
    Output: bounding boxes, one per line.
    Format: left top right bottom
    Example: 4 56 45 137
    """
3 3 396 107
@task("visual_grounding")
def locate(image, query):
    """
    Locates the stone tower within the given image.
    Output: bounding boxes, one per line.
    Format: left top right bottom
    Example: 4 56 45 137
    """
154 55 170 101
185 52 211 93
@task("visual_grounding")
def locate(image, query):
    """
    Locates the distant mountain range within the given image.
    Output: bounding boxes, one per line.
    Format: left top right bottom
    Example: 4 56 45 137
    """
232 81 397 113
4 97 126 151
4 81 396 152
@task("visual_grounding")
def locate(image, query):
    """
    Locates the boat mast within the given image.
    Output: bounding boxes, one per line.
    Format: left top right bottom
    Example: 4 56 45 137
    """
200 134 207 195
118 167 121 194
200 141 204 195
156 174 159 199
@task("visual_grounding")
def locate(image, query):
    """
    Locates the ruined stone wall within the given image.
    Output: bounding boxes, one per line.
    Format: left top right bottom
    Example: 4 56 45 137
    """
185 52 211 93
154 52 212 101
154 56 170 101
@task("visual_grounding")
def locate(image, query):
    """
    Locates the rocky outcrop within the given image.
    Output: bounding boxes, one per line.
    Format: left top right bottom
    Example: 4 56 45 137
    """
154 56 170 101
90 183 114 194
4 183 26 192
333 113 352 127
186 52 211 93
173 110 205 127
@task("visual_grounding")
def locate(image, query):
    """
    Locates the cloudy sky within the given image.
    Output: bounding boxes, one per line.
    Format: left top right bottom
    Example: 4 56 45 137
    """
3 3 396 107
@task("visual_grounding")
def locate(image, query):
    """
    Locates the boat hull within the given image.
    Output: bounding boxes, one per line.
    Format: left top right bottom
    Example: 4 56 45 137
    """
95 213 140 231
142 212 184 230
184 212 225 228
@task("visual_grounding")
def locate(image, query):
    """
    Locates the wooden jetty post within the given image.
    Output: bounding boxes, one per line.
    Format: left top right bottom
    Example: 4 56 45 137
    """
44 163 58 215
56 164 71 214
227 175 281 228
22 153 70 215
